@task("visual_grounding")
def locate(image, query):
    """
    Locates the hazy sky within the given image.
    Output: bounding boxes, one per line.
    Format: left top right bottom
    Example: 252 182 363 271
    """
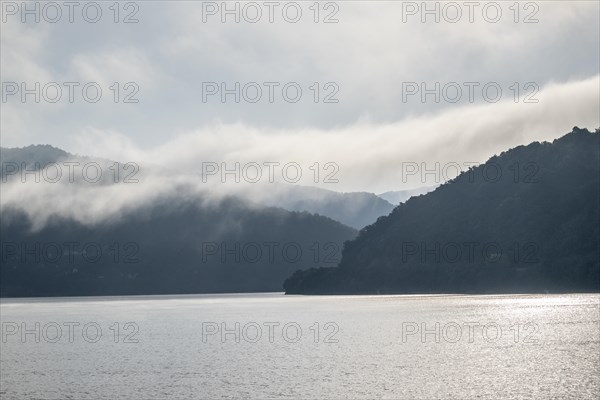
2 0 599 192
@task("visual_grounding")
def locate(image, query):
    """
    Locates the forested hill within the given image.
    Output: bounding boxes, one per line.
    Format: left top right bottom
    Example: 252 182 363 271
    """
1 197 356 297
284 127 600 294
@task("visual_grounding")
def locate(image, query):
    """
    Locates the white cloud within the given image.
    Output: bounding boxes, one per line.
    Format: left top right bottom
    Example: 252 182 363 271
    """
66 75 600 193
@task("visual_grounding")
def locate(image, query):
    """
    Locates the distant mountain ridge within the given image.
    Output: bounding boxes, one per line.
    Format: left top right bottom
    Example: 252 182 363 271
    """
242 184 394 229
1 144 69 168
378 186 437 205
284 127 600 294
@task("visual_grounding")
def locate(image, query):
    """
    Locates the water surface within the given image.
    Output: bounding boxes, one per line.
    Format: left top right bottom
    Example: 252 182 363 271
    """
1 293 598 399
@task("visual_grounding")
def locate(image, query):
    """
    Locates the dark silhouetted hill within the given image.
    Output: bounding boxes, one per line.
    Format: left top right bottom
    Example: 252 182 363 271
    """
284 127 600 294
1 196 356 297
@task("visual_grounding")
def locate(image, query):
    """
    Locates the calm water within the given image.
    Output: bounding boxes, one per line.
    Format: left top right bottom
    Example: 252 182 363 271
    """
1 293 599 399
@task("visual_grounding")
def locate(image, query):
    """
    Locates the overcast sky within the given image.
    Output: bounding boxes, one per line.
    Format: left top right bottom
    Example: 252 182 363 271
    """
2 0 599 192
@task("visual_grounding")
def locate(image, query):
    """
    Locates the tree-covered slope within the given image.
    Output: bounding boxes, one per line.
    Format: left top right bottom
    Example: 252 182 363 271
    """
1 196 356 297
284 127 600 294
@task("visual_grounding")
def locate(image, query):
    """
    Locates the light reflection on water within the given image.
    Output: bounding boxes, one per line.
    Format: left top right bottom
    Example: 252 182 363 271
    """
1 293 598 399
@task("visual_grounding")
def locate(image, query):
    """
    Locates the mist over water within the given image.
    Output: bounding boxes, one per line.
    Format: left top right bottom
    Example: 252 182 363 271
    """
2 0 599 398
